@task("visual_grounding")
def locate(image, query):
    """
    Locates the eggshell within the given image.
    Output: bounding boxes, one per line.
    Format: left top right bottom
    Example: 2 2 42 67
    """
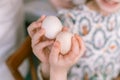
56 32 73 55
42 16 63 39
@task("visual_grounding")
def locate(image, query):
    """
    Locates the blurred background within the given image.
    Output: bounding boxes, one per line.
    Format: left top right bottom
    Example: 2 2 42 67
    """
24 0 86 24
25 0 57 25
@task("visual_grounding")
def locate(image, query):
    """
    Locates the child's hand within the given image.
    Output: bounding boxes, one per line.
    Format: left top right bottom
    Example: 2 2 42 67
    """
28 15 54 63
27 15 54 79
49 34 85 80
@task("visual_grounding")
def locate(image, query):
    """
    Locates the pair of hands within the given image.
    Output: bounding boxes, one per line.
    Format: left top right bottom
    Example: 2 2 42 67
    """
27 15 86 80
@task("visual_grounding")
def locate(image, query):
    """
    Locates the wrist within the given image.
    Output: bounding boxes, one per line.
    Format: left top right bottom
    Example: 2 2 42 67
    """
50 68 67 80
41 63 50 79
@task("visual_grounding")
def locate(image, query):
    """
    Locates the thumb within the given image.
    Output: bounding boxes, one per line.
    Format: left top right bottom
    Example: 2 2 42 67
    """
50 41 61 62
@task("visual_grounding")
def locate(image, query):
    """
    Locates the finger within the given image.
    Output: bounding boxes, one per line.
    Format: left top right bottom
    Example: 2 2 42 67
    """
62 27 69 32
33 40 54 61
50 41 60 62
37 15 46 23
75 34 86 57
64 36 80 61
70 36 80 57
31 28 45 47
33 48 46 62
36 40 54 51
27 22 41 38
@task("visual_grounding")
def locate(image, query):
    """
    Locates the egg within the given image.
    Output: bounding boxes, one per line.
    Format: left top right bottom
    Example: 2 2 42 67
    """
56 32 73 55
42 16 63 39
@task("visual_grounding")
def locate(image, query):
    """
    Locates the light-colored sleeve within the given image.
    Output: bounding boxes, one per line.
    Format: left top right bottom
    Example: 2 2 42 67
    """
37 64 43 80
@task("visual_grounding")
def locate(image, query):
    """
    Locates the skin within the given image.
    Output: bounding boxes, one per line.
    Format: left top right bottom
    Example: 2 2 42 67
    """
87 0 120 16
28 16 51 80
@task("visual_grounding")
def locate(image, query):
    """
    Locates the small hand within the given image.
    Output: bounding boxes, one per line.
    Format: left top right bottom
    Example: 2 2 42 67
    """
49 34 85 80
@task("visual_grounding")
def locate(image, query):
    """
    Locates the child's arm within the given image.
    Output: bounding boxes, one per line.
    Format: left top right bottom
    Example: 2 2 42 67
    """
49 34 85 80
50 68 67 80
27 15 53 80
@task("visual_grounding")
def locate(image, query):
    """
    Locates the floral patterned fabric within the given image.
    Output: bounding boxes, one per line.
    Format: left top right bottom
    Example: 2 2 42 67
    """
58 5 120 80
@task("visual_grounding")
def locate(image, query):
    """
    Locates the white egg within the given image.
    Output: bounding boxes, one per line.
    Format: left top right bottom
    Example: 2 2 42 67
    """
56 32 73 55
42 16 63 39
